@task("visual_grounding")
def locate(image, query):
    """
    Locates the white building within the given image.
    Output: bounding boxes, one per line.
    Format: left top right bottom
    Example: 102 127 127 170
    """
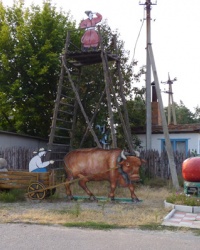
134 124 200 154
0 130 47 150
133 99 200 154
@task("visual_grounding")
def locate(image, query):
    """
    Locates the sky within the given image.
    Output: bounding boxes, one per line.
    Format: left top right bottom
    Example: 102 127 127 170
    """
2 0 200 112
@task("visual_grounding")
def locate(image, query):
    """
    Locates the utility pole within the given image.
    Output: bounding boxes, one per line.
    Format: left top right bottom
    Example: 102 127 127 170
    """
148 45 179 190
139 1 179 189
162 74 177 125
140 0 157 150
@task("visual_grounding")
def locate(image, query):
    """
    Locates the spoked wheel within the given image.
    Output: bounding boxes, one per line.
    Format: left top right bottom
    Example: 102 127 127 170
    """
27 182 46 200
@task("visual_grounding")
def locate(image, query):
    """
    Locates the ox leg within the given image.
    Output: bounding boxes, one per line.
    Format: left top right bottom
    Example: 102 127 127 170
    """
78 179 97 201
65 179 74 201
108 182 117 201
128 184 140 203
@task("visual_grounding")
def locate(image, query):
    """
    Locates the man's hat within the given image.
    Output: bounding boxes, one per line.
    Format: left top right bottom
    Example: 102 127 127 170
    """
33 148 51 154
39 148 46 152
85 10 92 16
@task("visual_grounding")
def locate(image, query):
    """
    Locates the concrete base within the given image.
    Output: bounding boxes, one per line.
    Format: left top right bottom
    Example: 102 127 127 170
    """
184 181 200 197
164 200 200 213
163 201 200 228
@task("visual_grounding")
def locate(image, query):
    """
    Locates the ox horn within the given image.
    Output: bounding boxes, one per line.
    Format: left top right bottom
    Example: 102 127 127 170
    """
134 151 140 157
121 150 127 160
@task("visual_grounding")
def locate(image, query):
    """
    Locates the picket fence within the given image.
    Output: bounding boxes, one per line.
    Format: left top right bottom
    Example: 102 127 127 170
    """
0 147 35 170
0 147 193 179
139 150 192 179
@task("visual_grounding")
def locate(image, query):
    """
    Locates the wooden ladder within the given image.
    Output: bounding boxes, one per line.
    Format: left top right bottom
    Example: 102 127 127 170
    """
48 34 78 162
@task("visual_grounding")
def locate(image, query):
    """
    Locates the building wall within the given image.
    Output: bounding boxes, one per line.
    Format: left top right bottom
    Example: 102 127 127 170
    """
137 133 200 154
0 131 48 151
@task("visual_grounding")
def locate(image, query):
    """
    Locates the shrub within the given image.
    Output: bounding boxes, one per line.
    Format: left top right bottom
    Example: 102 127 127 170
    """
166 192 200 206
0 189 26 202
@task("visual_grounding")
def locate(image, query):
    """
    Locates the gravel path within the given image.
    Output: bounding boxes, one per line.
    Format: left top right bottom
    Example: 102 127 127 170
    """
0 223 200 250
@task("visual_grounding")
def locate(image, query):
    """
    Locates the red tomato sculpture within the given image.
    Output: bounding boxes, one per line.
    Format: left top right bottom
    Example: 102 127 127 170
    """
182 157 200 182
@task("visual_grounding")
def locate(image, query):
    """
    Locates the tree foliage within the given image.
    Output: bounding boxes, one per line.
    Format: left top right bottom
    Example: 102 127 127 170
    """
165 100 196 124
0 1 150 151
0 0 76 136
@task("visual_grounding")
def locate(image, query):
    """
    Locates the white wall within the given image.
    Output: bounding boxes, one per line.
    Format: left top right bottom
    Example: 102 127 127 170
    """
137 133 200 153
0 131 47 150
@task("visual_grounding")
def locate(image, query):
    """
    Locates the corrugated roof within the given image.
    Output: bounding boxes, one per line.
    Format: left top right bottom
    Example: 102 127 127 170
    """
132 123 200 134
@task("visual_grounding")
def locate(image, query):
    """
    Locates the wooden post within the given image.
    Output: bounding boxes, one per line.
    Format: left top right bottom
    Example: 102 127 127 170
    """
99 27 117 148
148 44 179 190
62 60 102 148
166 76 177 125
114 35 136 154
146 0 152 150
79 87 106 148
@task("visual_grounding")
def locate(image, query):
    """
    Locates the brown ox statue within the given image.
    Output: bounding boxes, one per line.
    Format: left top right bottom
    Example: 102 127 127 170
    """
63 148 145 202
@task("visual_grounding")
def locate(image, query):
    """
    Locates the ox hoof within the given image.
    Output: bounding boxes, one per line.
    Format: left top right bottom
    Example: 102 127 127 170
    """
132 198 140 203
66 195 75 201
89 196 97 201
110 197 115 202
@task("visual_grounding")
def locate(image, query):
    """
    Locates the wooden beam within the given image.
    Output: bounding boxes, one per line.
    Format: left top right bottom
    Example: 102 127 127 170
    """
148 44 179 190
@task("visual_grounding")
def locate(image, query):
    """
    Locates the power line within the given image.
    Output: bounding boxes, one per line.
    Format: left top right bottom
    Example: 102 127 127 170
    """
131 7 145 67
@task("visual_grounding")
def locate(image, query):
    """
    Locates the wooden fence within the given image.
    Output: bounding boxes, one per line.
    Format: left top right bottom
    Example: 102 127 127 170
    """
140 150 193 179
0 147 35 170
0 147 194 178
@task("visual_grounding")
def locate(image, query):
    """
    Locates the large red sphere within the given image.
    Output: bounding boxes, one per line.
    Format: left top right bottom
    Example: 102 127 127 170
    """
182 157 200 182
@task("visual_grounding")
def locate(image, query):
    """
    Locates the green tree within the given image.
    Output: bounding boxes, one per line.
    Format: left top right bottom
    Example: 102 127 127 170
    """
0 1 143 150
193 105 200 122
0 0 76 137
166 100 195 124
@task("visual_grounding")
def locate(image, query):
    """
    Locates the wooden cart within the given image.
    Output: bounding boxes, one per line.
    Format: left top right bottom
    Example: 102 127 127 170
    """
0 169 56 200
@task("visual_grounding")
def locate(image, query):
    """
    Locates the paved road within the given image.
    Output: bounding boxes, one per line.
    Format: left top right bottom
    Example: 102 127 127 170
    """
1 223 200 250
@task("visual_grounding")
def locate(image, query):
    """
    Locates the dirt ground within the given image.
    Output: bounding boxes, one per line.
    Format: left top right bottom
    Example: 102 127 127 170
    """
0 184 172 228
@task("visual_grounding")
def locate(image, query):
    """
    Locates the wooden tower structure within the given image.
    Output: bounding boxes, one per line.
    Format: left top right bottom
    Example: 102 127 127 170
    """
47 28 135 162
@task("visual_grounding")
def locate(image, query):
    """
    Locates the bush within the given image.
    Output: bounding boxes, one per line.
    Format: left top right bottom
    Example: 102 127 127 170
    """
166 192 200 206
0 189 26 202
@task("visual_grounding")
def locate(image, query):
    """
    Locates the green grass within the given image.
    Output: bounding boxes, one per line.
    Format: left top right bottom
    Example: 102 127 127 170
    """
166 192 200 206
0 189 26 202
139 223 180 231
139 224 200 236
63 221 125 230
192 229 200 236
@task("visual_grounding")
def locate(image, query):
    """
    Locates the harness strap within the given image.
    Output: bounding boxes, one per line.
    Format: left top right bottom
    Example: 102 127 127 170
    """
117 155 131 185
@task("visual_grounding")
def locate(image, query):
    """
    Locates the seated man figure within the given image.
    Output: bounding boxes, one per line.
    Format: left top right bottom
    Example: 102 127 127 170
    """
29 148 54 173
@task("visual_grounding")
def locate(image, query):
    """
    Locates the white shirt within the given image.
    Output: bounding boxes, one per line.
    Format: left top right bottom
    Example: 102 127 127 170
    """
29 154 50 172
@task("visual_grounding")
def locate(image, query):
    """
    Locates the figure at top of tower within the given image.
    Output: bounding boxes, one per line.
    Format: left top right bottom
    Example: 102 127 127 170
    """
80 11 102 52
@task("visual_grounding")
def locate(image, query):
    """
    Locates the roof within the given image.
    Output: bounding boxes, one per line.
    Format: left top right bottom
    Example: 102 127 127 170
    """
132 123 200 134
0 130 48 141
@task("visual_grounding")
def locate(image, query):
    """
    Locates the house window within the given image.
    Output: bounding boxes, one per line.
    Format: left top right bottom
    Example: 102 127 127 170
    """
161 139 188 153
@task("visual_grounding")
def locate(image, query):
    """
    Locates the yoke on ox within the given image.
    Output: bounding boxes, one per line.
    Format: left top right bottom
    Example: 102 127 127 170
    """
63 148 144 202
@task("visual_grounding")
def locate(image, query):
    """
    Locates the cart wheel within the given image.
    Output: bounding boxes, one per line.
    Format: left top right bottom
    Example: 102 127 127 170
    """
27 182 46 200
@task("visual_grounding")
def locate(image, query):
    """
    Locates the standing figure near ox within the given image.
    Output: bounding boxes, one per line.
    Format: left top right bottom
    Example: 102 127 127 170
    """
80 11 102 51
29 148 54 173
